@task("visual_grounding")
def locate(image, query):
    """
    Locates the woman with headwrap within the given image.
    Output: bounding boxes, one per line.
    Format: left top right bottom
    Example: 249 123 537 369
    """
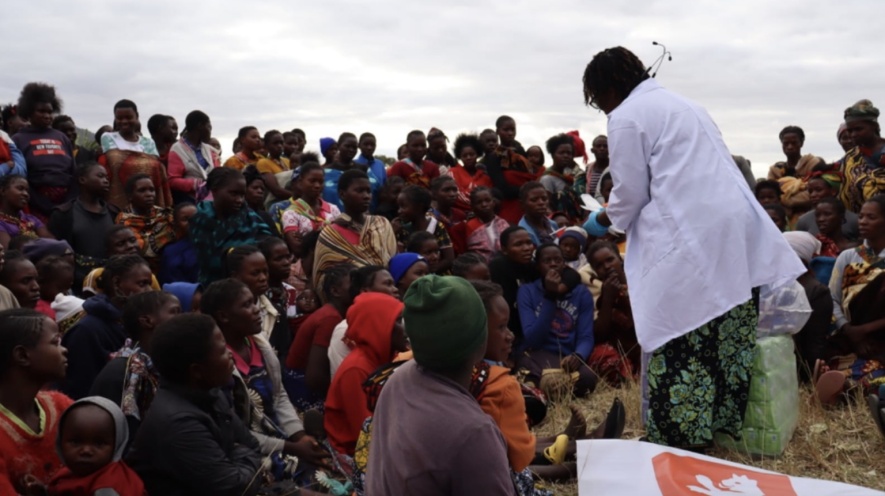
839 99 885 213
837 122 854 154
319 137 337 166
795 161 860 239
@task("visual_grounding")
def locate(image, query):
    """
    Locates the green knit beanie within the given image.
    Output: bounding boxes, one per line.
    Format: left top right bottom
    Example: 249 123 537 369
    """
403 275 488 370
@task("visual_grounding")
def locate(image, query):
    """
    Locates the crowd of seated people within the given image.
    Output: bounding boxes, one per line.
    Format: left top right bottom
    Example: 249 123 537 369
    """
1 78 885 495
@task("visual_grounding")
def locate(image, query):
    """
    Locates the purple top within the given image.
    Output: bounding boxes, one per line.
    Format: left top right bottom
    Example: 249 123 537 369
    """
0 211 45 237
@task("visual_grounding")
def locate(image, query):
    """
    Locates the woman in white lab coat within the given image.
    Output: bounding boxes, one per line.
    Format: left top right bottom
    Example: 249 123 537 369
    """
581 47 805 450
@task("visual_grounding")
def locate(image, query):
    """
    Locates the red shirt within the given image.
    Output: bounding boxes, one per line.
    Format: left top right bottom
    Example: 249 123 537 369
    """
286 303 343 370
387 159 440 189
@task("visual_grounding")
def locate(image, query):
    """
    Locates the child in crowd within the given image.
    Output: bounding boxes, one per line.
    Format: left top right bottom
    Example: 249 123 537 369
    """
407 231 441 274
559 226 589 271
0 175 54 248
599 173 613 204
325 292 408 458
452 252 491 280
116 174 176 273
518 243 597 397
526 145 545 170
496 115 526 155
286 264 354 411
394 185 454 273
426 127 457 174
374 176 405 222
451 186 511 261
0 309 72 495
755 179 783 207
540 133 576 196
40 397 146 496
327 265 400 378
764 204 788 232
388 253 429 296
223 126 262 170
448 133 493 213
355 132 387 187
489 226 538 341
242 166 280 236
387 130 440 189
586 241 639 384
35 256 74 318
552 212 570 229
259 237 298 317
0 250 40 309
814 197 858 257
49 162 119 291
90 291 181 449
518 181 558 246
430 175 467 232
281 162 340 241
202 279 330 479
81 226 161 296
158 202 198 284
255 130 292 202
62 255 154 400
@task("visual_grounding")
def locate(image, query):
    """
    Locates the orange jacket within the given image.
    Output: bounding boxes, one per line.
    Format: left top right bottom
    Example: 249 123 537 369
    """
478 365 536 472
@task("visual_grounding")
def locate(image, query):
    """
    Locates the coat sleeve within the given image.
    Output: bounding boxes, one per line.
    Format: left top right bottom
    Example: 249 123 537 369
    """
167 149 197 193
5 141 27 177
478 375 535 472
518 284 556 350
157 414 263 496
605 119 651 233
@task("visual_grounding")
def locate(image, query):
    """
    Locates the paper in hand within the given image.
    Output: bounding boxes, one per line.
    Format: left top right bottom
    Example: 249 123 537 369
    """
580 194 604 212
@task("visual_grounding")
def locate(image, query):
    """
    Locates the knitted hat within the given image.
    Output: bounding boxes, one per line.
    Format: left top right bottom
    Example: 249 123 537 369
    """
844 99 879 123
559 226 588 250
389 253 426 285
51 293 84 322
319 137 336 156
22 238 73 264
566 130 588 164
403 275 487 369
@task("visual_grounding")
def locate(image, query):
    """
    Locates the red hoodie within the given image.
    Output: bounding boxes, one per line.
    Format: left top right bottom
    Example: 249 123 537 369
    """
324 293 404 456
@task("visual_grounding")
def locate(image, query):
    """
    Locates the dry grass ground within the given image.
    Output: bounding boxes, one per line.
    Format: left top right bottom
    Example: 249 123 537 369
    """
533 379 885 495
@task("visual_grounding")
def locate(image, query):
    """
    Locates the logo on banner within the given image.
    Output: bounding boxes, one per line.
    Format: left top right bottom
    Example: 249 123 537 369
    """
652 452 798 496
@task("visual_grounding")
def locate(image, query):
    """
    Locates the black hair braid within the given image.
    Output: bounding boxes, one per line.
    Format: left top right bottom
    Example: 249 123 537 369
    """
582 47 649 106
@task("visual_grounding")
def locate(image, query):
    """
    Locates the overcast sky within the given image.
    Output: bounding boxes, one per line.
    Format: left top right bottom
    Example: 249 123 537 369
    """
4 0 881 177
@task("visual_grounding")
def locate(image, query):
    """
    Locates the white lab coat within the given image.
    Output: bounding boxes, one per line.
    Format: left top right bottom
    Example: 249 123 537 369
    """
605 79 805 353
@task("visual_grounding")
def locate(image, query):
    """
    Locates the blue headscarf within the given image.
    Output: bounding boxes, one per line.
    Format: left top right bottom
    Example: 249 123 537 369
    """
162 282 202 312
388 253 426 285
320 137 336 156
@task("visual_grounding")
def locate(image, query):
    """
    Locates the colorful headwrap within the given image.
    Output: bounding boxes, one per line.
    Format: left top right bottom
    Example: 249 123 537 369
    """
806 163 843 190
844 99 879 124
567 130 588 164
837 122 848 140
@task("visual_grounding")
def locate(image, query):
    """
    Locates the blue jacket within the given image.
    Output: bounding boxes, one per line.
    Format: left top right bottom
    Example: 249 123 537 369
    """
518 216 559 246
60 294 126 400
355 155 387 186
159 238 199 285
0 139 26 177
517 278 595 359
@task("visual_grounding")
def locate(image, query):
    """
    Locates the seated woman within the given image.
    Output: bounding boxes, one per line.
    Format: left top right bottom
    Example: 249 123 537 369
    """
388 252 429 297
202 279 330 480
81 226 161 297
429 176 467 234
406 231 442 274
386 130 440 190
586 241 639 384
489 226 538 343
818 194 885 405
815 197 859 257
48 162 119 291
190 167 273 286
158 202 199 284
99 99 172 210
0 175 54 248
451 186 510 261
0 309 72 495
447 133 493 213
286 264 353 412
115 174 177 272
0 251 39 309
313 169 396 293
225 245 284 361
89 290 181 451
559 227 589 272
242 166 281 237
167 110 219 204
223 126 262 171
394 185 454 273
325 292 408 458
61 255 154 400
541 134 582 221
795 162 860 238
782 232 833 383
517 243 597 397
126 314 265 496
518 182 558 246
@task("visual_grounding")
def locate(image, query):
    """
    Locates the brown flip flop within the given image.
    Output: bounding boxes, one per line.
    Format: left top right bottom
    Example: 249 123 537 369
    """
816 371 846 407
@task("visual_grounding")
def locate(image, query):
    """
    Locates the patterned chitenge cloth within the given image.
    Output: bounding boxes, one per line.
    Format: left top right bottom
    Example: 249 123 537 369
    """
645 288 760 449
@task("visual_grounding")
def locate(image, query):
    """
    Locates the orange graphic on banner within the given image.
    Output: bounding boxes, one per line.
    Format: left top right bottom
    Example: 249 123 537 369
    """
652 452 798 496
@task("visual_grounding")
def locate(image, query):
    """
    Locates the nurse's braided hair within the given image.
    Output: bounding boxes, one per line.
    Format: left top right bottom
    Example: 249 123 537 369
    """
582 47 649 106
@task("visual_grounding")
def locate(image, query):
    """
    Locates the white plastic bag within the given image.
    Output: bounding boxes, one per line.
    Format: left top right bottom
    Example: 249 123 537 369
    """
756 280 812 338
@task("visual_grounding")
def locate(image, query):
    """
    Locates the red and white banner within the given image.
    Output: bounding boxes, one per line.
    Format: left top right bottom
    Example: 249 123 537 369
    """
576 440 883 496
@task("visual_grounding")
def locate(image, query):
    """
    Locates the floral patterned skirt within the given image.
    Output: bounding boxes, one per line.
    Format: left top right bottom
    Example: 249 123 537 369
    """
645 289 759 449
